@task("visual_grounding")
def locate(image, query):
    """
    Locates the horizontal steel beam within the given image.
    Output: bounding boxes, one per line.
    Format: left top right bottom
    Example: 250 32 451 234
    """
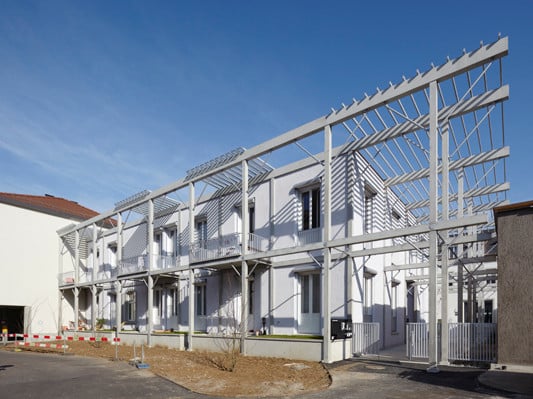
385 262 430 271
406 182 510 210
386 147 510 186
344 85 508 153
417 200 509 224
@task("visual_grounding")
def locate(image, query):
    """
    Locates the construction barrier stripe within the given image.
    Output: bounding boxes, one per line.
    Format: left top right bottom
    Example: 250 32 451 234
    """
11 333 120 343
1 333 25 338
16 342 68 349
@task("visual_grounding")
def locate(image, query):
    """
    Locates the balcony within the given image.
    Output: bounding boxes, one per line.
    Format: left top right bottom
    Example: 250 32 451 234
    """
58 271 75 286
119 256 149 276
153 255 180 271
297 228 323 245
190 233 268 264
117 255 179 275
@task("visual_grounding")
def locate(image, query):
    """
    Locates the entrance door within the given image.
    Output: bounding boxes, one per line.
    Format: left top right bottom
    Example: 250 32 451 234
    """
299 273 320 334
0 306 24 335
194 285 207 331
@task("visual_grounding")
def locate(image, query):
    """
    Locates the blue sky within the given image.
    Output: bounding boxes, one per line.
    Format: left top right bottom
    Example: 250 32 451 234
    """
0 1 532 213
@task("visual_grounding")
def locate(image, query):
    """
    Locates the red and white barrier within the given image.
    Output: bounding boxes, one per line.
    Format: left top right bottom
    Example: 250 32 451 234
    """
21 333 121 345
16 342 68 349
1 333 25 339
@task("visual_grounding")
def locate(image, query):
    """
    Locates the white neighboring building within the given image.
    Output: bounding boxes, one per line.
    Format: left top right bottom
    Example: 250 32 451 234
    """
0 193 110 335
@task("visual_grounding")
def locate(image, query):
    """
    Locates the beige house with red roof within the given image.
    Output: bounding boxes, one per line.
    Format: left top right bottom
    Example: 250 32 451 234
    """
0 193 105 335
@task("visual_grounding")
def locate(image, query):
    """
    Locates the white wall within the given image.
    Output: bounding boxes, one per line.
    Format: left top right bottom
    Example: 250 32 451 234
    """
0 203 81 334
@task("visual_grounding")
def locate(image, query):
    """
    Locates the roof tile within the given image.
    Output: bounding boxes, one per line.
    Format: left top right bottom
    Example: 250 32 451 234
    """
0 193 115 227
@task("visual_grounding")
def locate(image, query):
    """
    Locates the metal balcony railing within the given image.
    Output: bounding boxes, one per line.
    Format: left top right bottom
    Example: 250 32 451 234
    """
58 271 75 285
190 233 268 263
79 269 93 284
153 255 180 271
297 228 323 245
119 256 149 275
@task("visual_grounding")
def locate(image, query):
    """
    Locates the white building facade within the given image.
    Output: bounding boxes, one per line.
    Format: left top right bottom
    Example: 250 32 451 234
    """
58 37 509 364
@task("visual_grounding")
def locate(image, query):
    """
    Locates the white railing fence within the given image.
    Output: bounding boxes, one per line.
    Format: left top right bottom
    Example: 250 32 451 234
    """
448 323 497 362
407 322 497 362
352 322 380 355
406 322 429 359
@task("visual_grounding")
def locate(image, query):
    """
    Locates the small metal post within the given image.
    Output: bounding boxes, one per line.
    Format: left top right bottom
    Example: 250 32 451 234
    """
114 329 118 361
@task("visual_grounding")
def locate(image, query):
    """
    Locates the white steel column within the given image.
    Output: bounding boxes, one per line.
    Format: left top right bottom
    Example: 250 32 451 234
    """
91 287 97 333
457 169 464 323
323 125 333 363
74 230 80 330
115 281 122 332
188 182 195 350
58 237 63 334
92 224 97 332
74 286 79 331
440 121 450 365
241 159 249 352
268 178 275 333
348 155 357 322
147 199 154 346
116 213 123 332
428 81 439 370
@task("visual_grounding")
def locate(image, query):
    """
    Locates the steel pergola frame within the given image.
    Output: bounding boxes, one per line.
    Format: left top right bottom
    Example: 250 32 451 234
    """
58 36 509 366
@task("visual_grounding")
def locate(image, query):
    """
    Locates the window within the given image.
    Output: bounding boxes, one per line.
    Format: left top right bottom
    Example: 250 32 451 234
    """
154 289 163 317
195 285 206 316
107 244 117 267
301 187 320 230
249 279 254 314
391 282 399 333
154 232 162 255
249 206 255 234
363 274 374 322
484 300 493 323
124 291 136 322
171 288 179 317
301 273 320 314
235 205 255 234
364 187 376 234
195 218 208 248
170 228 179 257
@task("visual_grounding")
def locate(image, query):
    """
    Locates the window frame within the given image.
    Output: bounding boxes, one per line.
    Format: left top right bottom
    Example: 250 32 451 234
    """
195 284 207 316
300 272 321 315
124 290 136 322
299 186 321 231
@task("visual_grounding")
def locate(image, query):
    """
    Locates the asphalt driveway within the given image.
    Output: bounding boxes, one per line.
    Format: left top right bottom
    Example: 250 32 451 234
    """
0 350 199 399
1 350 529 399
